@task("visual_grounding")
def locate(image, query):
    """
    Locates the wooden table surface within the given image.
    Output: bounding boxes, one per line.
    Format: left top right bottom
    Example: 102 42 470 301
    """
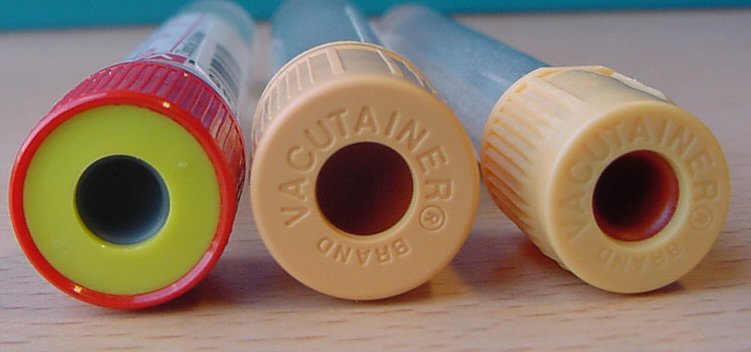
1 9 750 351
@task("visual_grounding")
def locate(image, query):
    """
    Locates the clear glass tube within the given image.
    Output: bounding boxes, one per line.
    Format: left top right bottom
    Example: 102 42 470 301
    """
270 0 380 72
378 4 546 153
128 0 255 114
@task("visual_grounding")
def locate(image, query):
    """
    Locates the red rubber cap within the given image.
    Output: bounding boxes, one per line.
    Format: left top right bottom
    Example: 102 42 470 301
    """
9 60 245 309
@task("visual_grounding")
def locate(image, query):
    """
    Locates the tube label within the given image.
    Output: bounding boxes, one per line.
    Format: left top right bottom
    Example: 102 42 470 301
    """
127 6 253 112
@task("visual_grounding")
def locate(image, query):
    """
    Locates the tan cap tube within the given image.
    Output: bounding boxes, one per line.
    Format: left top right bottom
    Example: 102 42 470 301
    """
482 66 729 293
250 41 479 300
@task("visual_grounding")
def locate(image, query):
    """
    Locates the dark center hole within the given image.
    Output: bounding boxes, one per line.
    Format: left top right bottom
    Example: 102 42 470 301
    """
593 150 679 242
76 155 169 245
316 142 413 236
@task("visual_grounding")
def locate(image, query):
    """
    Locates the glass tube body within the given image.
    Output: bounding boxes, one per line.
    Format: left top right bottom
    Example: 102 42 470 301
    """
378 5 546 152
270 0 379 72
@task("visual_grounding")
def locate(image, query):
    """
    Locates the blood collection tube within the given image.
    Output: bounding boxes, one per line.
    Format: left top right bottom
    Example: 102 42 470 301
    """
379 5 729 293
8 0 255 308
250 0 479 300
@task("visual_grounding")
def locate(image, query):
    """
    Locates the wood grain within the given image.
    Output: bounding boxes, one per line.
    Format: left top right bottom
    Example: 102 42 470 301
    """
2 9 750 351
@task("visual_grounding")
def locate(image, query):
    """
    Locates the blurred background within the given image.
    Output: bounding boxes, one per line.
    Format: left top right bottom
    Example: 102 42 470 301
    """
1 0 750 31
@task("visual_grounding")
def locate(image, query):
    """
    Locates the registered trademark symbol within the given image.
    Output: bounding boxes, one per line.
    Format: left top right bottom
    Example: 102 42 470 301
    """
420 205 446 231
690 207 713 230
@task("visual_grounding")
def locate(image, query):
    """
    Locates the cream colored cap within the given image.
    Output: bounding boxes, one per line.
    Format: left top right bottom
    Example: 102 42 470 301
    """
481 66 729 293
250 41 479 300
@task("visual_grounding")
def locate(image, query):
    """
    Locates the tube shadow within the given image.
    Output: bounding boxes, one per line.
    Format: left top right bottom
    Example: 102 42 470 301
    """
142 253 312 313
678 226 751 290
140 211 739 312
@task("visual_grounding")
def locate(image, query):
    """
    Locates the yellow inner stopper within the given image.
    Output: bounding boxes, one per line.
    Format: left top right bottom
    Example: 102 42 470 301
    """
23 104 220 295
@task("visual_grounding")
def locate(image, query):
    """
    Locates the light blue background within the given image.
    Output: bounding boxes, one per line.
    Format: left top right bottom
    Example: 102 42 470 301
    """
1 0 749 30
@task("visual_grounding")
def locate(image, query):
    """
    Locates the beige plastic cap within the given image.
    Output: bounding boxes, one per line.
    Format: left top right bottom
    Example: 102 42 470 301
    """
250 41 479 300
481 66 729 293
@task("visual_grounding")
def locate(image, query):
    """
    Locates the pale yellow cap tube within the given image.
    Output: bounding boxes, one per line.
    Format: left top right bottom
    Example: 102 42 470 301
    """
250 41 479 300
482 66 730 293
